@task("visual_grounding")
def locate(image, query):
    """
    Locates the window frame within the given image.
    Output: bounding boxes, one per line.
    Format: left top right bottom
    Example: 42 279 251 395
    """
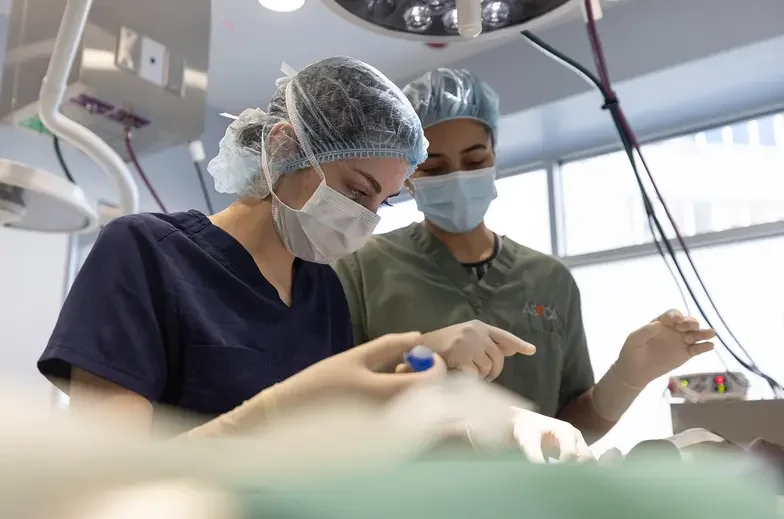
383 106 784 265
544 108 784 266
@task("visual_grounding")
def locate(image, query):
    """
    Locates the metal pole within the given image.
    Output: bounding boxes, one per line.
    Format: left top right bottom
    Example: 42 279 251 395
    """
51 233 82 409
62 233 81 296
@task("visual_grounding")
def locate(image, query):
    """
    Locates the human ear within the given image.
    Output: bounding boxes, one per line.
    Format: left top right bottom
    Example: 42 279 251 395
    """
404 178 415 195
265 122 300 162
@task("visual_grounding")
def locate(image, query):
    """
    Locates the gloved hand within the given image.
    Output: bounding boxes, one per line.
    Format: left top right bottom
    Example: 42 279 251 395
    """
613 309 716 388
508 407 595 463
420 320 536 381
592 309 716 422
188 332 446 437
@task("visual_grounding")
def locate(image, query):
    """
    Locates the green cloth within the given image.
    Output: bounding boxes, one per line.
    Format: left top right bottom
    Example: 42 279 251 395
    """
244 455 778 519
333 223 594 417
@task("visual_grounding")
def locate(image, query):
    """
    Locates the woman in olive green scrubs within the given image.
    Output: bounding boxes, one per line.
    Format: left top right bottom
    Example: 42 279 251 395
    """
333 68 716 442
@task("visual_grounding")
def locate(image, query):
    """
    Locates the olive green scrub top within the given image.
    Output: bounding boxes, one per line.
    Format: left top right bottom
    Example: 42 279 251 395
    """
333 223 595 417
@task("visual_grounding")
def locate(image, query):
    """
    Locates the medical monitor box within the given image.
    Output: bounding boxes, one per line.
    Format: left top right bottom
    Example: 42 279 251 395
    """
671 399 784 446
0 0 210 161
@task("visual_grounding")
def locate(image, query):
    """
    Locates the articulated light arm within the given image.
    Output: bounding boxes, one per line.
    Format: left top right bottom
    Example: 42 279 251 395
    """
38 0 139 216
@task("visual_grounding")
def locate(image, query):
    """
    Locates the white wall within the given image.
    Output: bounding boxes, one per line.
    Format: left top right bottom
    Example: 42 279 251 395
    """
0 227 67 406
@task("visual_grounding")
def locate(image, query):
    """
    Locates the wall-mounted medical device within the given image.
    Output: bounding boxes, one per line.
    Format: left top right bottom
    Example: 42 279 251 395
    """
1 0 210 161
668 372 750 403
321 0 582 41
0 0 210 233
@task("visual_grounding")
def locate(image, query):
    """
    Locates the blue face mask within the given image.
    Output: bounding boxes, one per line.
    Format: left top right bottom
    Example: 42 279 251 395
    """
410 167 497 233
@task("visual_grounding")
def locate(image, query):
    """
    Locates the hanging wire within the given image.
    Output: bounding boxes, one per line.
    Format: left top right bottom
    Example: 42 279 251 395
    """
124 127 168 213
521 1 783 396
53 136 76 184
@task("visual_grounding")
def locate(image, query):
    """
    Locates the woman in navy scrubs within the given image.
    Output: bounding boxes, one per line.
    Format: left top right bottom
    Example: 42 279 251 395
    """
36 57 447 435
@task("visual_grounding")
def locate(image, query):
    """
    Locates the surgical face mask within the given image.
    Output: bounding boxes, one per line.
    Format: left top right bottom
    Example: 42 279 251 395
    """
410 167 497 234
263 75 380 264
271 183 379 264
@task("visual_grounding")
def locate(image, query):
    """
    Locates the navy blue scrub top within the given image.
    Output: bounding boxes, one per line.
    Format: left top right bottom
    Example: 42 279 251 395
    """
38 210 354 422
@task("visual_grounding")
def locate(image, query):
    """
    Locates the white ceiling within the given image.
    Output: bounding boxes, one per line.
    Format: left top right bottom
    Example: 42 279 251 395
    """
205 0 579 113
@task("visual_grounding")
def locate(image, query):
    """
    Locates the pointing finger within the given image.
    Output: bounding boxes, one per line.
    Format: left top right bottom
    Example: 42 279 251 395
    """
486 325 536 356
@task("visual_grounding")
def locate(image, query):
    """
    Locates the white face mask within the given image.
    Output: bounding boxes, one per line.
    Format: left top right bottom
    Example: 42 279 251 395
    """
261 76 380 264
410 167 497 234
271 184 379 264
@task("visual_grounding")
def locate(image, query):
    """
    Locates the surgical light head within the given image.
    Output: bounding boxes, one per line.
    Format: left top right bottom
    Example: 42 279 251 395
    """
320 0 579 42
207 56 427 199
403 68 500 144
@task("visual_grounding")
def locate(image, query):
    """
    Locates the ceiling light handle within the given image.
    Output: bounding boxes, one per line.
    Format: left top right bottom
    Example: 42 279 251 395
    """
455 0 482 38
38 0 139 217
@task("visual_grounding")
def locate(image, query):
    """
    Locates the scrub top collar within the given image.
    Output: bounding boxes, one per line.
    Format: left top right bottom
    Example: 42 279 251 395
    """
187 210 309 306
407 223 532 299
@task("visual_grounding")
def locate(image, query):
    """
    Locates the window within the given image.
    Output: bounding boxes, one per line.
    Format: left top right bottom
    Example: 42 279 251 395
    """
375 198 422 235
486 169 551 254
572 235 784 454
376 169 552 254
559 114 784 256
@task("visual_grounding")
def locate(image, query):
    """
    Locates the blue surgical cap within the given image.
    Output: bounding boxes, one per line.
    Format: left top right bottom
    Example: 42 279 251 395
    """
403 68 500 143
207 56 428 199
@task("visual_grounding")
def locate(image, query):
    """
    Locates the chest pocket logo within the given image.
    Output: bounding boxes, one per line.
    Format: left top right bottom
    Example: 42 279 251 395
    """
522 302 558 322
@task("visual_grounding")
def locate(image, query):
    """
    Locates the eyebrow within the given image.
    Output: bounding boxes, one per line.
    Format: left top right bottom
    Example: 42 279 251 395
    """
426 143 488 159
353 167 383 195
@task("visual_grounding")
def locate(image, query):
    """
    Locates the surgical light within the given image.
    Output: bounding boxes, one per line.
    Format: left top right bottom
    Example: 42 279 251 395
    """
320 0 579 42
441 9 459 32
403 5 433 32
368 0 396 17
425 0 453 15
0 158 97 233
482 1 511 29
259 0 306 13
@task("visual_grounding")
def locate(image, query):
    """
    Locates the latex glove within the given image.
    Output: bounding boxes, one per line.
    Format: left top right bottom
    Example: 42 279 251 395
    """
420 320 536 381
613 309 716 388
187 332 446 437
508 408 594 463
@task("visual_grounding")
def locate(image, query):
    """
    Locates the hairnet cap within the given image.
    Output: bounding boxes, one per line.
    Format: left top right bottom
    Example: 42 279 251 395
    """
403 68 500 142
207 56 428 199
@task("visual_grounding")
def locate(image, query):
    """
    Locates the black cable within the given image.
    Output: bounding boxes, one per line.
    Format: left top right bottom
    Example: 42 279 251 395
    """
574 1 762 372
521 30 603 91
617 123 728 372
521 14 783 395
53 136 76 184
192 160 215 214
609 102 762 390
563 13 738 381
607 101 768 391
605 98 692 313
582 2 781 393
